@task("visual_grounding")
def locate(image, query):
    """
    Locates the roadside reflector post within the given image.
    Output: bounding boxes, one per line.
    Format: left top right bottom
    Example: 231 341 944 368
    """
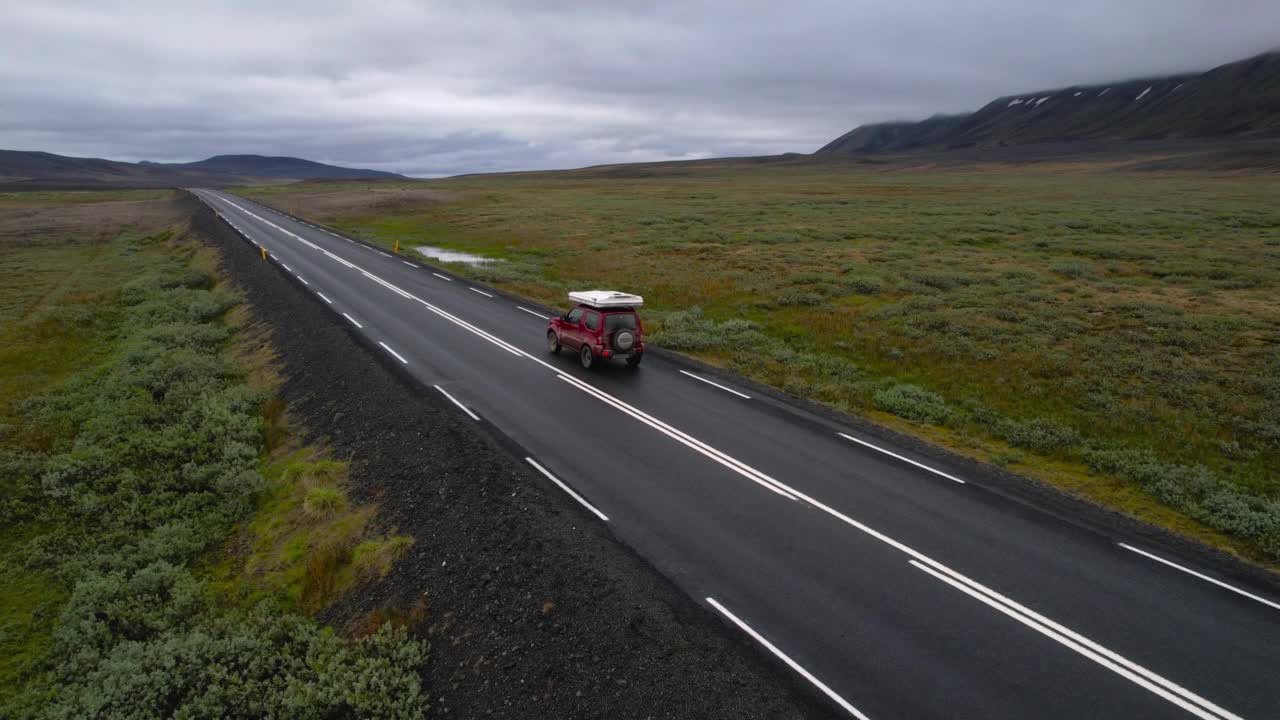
260 246 266 260
394 239 400 253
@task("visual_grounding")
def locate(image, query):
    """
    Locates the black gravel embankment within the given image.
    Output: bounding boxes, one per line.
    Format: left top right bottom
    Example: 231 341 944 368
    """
189 201 833 718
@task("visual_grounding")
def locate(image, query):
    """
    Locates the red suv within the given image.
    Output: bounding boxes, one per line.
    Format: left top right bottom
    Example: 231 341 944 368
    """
547 291 644 368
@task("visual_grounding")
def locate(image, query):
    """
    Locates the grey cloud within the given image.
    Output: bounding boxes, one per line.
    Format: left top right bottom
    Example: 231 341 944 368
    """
1 1 1277 176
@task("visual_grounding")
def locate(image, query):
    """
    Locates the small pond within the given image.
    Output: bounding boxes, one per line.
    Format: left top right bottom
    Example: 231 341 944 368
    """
414 245 499 265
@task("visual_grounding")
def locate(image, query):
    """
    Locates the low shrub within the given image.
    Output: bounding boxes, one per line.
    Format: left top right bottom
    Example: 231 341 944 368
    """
1002 417 1080 453
1051 260 1093 279
842 275 885 295
772 289 825 307
651 307 772 353
1085 448 1280 558
44 571 425 720
873 384 954 426
304 486 346 517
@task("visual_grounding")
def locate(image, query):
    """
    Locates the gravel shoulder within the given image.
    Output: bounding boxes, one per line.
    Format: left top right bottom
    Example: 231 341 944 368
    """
191 199 833 718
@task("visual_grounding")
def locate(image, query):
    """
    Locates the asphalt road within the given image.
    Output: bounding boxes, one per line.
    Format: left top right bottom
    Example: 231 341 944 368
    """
193 188 1279 720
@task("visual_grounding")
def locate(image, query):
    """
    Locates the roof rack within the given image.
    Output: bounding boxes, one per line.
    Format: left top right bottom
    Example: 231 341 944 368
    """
568 290 644 309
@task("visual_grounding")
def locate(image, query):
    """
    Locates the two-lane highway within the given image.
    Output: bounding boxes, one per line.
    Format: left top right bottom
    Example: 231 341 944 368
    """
194 188 1279 720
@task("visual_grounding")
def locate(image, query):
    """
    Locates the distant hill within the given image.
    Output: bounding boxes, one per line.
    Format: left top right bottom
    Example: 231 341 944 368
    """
163 154 400 180
818 51 1280 155
0 151 402 189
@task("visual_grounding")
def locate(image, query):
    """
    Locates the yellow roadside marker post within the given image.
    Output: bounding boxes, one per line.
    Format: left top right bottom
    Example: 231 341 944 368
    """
260 246 266 260
394 239 400 253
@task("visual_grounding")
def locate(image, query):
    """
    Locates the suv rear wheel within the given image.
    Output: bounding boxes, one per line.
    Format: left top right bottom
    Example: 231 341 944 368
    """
579 345 594 369
547 330 560 354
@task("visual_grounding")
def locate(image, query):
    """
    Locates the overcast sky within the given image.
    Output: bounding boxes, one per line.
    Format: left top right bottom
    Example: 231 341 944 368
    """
2 1 1277 176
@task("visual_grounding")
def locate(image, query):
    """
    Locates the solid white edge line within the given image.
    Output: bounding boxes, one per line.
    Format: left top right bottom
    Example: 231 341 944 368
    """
838 432 965 484
516 306 550 319
378 341 408 364
433 385 480 421
525 457 609 522
469 287 494 298
910 561 1240 720
342 313 363 328
679 369 751 399
295 275 309 285
1119 543 1280 612
706 597 871 720
316 292 332 304
432 272 452 281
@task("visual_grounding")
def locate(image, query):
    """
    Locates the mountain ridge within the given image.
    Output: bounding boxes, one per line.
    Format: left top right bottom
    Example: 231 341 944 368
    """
0 150 402 189
819 51 1280 155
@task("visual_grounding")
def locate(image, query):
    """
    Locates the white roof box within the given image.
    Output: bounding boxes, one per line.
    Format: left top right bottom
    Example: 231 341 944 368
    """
568 290 644 308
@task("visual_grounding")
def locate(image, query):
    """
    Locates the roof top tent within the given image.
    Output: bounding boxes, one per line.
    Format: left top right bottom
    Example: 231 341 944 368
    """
568 290 644 309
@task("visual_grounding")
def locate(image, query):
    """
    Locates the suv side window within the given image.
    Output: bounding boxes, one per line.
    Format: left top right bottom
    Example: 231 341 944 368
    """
584 311 601 332
566 307 585 323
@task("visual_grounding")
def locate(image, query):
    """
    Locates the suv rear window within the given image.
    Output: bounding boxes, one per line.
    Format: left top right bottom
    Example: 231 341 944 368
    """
604 313 637 332
584 311 601 331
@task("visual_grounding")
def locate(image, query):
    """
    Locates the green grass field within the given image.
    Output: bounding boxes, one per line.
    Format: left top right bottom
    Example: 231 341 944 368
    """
242 160 1280 564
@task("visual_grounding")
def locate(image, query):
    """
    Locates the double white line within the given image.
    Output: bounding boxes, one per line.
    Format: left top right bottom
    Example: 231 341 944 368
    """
555 371 798 500
911 559 1243 720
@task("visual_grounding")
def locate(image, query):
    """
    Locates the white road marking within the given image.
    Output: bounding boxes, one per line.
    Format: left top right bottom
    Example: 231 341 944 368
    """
342 313 362 328
838 432 965 484
316 292 333 304
469 287 494 298
526 457 609 522
432 272 452 281
402 260 416 267
348 264 523 357
707 597 871 720
377 250 392 257
1119 544 1279 612
201 193 1252 720
295 275 309 285
378 341 408 364
910 560 1243 720
679 370 751 399
281 263 293 271
516 306 550 320
556 373 797 501
433 384 480 421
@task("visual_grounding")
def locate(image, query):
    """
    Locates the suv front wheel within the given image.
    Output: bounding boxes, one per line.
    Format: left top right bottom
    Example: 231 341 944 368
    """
547 331 560 354
579 345 594 369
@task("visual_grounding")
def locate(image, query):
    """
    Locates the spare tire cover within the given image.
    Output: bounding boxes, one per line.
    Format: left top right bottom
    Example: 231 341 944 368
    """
613 329 635 352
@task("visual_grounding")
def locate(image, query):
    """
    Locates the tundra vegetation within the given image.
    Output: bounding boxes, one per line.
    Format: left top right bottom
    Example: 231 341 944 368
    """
0 190 424 718
242 160 1280 564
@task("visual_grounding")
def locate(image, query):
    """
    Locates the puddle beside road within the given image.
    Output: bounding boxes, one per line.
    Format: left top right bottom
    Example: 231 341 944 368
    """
414 245 499 265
